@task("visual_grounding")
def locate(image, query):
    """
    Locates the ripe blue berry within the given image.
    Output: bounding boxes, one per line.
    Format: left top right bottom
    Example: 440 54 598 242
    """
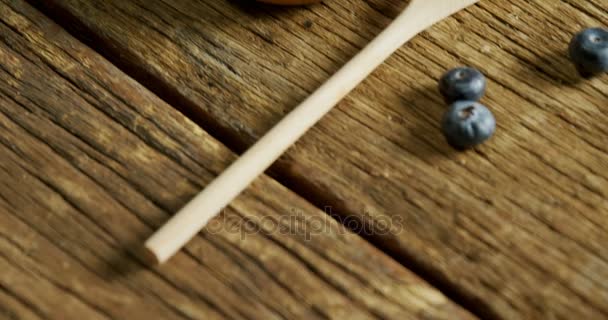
569 28 608 78
442 101 496 150
439 67 487 103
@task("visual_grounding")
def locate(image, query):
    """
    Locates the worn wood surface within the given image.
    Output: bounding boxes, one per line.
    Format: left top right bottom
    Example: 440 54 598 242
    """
28 0 608 318
0 1 476 319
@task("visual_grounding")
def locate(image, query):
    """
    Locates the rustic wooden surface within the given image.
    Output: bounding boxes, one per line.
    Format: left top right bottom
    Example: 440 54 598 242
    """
0 1 477 319
27 0 608 319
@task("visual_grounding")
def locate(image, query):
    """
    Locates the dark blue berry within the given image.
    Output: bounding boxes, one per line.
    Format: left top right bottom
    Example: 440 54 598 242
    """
439 67 487 103
569 28 608 78
442 101 496 150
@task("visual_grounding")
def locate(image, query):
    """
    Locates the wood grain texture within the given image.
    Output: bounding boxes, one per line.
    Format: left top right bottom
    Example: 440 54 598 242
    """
0 1 475 319
29 0 608 318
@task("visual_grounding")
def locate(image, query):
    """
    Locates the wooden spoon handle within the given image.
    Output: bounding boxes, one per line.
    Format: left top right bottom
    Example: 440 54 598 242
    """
145 0 480 264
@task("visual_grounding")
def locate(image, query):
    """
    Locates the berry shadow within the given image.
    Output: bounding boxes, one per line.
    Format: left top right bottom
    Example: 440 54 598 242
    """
397 83 462 161
524 47 585 86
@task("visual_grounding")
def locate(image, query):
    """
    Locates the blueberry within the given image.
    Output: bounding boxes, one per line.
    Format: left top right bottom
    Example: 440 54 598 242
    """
569 28 608 78
439 67 487 103
442 101 496 150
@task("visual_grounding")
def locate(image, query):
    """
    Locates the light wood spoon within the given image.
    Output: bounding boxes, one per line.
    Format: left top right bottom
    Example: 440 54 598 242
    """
145 0 481 264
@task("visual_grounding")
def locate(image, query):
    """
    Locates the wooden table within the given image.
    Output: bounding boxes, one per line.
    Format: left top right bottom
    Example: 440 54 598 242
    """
1 0 606 319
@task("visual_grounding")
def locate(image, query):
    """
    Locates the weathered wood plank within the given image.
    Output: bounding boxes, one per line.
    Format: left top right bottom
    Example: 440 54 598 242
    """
29 0 608 318
0 285 43 320
0 1 473 319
